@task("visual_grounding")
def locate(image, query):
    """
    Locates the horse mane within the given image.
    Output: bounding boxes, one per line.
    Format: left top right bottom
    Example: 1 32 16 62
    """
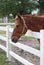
22 14 44 18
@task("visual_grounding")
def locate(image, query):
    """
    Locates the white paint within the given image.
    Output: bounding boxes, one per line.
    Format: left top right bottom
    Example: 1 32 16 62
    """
40 30 44 65
6 25 11 61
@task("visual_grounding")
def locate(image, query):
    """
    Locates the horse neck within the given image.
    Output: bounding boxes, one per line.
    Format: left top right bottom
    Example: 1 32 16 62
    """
23 15 32 29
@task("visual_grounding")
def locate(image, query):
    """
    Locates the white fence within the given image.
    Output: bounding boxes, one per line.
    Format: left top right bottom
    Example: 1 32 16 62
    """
0 25 44 65
0 23 14 25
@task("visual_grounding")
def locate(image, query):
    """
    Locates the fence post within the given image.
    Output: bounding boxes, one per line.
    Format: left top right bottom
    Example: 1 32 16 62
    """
40 30 44 65
6 25 11 61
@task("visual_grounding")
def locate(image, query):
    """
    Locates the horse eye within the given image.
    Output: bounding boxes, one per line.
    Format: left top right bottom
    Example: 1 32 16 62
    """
16 25 19 28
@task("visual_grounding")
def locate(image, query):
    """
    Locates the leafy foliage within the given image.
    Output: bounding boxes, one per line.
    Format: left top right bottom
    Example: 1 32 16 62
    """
0 0 38 16
38 0 44 14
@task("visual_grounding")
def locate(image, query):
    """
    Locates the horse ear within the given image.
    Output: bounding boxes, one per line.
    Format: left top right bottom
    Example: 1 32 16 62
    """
15 15 18 19
17 15 21 20
15 15 21 20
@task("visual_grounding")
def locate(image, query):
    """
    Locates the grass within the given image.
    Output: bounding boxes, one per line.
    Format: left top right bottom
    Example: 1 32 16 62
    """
8 19 15 23
0 31 6 34
0 49 18 65
0 20 4 23
0 49 7 65
21 35 33 40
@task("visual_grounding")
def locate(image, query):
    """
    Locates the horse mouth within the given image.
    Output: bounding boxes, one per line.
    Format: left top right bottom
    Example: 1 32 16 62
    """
12 39 17 43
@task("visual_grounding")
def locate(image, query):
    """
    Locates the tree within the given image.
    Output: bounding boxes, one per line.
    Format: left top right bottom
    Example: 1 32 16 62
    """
38 0 44 14
0 0 38 16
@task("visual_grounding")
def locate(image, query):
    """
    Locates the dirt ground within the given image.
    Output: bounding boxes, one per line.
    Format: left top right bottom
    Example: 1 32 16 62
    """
0 38 40 65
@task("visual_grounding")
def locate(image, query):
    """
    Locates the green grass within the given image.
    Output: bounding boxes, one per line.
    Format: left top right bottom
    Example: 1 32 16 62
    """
0 20 4 23
8 19 15 23
0 31 6 34
36 47 40 50
0 49 18 65
0 50 7 65
21 35 33 40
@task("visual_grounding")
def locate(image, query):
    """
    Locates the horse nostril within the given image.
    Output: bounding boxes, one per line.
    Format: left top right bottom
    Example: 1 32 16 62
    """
12 39 17 43
12 39 14 42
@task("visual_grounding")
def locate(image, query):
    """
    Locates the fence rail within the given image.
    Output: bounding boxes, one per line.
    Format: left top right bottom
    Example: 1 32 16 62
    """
0 25 44 65
10 40 40 57
0 23 14 25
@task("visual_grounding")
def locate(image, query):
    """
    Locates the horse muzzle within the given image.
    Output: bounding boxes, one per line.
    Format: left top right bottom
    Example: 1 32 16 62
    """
12 39 17 43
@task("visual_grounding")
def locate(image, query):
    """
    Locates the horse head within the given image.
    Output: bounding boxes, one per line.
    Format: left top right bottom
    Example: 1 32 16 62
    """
11 15 27 43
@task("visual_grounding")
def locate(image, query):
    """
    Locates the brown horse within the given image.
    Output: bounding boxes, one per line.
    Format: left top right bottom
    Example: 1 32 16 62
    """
11 14 44 43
